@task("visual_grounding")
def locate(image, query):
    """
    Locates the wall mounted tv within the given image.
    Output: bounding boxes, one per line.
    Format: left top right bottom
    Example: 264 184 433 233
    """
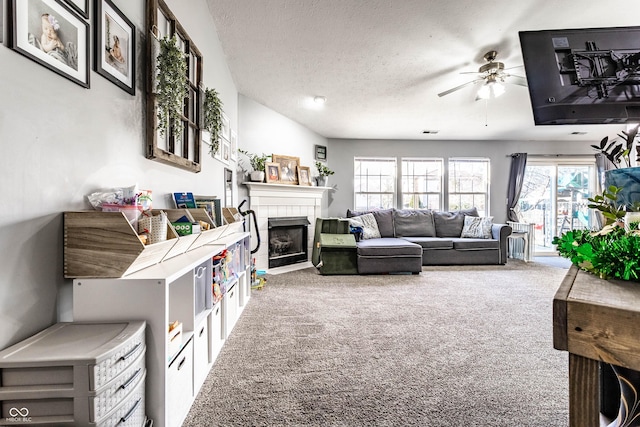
519 26 640 125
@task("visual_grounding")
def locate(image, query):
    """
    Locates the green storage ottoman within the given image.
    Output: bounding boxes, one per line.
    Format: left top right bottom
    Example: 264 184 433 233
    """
317 233 358 275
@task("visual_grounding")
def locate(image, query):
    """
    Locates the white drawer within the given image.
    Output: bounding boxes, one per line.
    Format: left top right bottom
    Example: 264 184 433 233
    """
90 327 146 390
167 339 193 427
90 347 146 422
210 302 224 360
223 283 239 337
193 317 210 392
95 370 146 427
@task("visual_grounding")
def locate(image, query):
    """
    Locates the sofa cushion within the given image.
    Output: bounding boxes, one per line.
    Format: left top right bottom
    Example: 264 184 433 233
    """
394 209 436 237
401 237 453 250
451 238 499 250
356 238 422 257
433 208 479 237
347 208 394 237
460 216 493 239
347 213 381 240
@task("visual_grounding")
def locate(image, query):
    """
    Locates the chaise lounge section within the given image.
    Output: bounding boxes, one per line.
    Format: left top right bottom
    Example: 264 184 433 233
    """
312 208 512 275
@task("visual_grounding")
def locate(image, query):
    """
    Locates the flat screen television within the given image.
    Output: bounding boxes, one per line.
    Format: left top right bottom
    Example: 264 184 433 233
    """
519 26 640 125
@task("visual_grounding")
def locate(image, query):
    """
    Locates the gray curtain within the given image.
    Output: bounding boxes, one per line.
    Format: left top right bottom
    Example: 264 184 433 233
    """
594 153 614 229
506 153 527 222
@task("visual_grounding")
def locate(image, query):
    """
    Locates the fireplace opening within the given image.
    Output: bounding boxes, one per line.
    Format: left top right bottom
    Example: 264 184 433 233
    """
268 216 310 268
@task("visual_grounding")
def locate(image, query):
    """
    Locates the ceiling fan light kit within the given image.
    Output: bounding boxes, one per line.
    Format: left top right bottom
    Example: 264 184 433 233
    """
438 50 526 99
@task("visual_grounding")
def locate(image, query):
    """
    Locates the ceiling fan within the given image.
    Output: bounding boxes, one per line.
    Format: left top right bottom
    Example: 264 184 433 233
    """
437 50 528 99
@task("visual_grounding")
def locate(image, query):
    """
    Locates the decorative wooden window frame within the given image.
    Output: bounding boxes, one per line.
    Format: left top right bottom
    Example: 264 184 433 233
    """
146 0 203 172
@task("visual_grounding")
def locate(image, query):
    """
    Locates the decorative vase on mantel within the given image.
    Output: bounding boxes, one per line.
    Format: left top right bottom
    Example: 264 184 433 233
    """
250 171 265 182
316 176 328 187
605 167 640 208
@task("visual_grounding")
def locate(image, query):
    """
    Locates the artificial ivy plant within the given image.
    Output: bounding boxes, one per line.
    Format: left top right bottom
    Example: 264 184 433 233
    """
203 88 224 156
156 35 188 139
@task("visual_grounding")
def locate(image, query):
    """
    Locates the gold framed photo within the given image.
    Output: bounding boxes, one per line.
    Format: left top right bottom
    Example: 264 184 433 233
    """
297 166 311 186
265 162 281 183
272 154 300 184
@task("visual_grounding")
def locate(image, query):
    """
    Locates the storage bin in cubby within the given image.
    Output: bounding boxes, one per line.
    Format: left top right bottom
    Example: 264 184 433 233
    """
157 209 203 258
64 211 179 278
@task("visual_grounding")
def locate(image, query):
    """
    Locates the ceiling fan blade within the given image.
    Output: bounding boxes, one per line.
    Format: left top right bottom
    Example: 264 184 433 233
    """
437 79 483 97
505 75 528 87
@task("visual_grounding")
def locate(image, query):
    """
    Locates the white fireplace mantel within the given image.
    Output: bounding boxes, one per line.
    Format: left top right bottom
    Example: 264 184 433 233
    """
243 182 331 271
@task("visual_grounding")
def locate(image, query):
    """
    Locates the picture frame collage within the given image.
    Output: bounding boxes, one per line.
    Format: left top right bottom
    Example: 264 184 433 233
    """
6 0 135 93
267 154 312 186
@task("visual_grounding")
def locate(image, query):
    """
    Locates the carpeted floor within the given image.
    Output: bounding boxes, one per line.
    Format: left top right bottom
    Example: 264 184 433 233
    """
184 259 570 427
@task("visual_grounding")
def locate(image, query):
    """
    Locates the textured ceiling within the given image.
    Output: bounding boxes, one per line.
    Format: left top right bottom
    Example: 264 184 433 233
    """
205 0 638 142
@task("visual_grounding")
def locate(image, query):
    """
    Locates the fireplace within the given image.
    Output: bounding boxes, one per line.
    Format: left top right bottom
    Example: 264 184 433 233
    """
268 216 310 268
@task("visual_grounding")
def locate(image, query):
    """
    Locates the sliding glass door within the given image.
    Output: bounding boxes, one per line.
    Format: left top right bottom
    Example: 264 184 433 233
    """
517 159 595 255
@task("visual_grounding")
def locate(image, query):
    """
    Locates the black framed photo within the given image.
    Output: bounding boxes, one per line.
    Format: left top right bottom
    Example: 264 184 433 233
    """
0 0 4 43
315 144 327 161
62 0 88 19
11 0 90 88
94 0 135 94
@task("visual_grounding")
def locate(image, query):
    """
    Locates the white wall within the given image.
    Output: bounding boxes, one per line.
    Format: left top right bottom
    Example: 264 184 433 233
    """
327 138 597 223
237 94 329 205
0 0 238 349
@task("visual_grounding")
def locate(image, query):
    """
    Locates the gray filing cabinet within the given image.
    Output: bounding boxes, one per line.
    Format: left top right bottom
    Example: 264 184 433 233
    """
0 321 147 426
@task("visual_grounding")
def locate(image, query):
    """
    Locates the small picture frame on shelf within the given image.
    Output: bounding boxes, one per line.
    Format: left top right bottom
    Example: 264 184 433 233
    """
297 166 311 186
265 162 281 183
315 144 327 161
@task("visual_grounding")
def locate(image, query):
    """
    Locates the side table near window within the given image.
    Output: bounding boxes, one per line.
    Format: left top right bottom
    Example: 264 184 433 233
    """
507 221 534 262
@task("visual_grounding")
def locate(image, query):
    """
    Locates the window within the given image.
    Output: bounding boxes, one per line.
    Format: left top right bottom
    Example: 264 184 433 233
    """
401 158 443 210
354 158 396 210
448 158 490 215
146 0 203 173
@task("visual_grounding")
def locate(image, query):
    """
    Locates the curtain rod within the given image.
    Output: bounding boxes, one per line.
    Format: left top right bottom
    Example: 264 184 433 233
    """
508 153 595 158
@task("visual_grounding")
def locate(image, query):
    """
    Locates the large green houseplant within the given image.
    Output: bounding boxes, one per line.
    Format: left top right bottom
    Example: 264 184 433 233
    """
592 125 640 208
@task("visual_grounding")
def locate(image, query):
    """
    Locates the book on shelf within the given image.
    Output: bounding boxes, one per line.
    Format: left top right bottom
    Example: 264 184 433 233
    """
173 192 197 209
194 195 222 227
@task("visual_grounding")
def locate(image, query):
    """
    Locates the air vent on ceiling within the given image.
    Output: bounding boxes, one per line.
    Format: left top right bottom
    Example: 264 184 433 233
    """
422 130 439 134
570 131 587 135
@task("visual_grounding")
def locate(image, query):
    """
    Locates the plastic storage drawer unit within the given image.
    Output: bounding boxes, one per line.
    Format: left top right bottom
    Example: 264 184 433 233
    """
0 321 147 426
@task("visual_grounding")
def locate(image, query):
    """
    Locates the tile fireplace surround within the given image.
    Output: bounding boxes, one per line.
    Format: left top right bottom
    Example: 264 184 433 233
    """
244 182 330 271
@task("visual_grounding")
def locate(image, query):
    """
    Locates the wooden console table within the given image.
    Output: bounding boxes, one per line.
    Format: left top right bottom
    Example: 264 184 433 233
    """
554 265 640 427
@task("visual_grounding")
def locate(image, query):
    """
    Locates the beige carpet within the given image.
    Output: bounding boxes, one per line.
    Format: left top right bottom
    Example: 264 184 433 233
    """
184 260 570 426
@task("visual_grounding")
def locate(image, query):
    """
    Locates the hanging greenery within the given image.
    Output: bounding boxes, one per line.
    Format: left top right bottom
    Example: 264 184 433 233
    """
156 35 188 139
203 88 224 156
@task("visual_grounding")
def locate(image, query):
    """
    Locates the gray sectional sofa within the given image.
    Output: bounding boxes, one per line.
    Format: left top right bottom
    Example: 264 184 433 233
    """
312 208 512 275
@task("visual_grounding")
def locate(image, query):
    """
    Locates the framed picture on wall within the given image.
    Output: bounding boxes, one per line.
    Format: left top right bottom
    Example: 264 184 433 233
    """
230 130 238 161
61 0 88 19
315 144 327 161
94 0 135 95
0 0 4 43
221 138 230 165
10 0 90 88
272 154 300 185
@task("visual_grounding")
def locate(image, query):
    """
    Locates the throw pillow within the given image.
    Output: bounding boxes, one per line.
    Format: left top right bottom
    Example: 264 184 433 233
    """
394 209 436 237
348 213 381 240
461 216 494 239
347 208 394 237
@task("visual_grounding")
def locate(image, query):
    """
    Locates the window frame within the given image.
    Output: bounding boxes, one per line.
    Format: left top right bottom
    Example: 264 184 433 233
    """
447 157 491 215
146 0 203 173
400 157 444 210
353 157 397 211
